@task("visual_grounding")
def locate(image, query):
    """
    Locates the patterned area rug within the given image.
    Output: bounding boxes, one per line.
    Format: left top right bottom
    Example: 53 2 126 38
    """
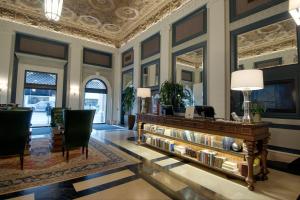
0 137 139 195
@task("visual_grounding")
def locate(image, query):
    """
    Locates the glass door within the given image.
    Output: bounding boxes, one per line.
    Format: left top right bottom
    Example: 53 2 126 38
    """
23 70 57 127
83 79 107 124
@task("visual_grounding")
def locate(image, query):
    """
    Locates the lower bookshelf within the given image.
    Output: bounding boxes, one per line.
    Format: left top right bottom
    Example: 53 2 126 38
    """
141 141 246 180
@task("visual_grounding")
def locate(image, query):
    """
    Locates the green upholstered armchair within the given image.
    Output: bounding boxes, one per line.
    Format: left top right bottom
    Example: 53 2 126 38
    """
0 109 32 169
62 110 95 161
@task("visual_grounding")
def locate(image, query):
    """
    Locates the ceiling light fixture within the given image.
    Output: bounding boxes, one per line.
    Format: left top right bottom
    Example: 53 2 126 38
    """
44 0 63 21
289 0 300 25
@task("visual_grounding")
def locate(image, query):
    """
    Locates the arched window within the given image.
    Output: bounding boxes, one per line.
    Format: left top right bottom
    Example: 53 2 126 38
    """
85 79 107 94
84 79 107 124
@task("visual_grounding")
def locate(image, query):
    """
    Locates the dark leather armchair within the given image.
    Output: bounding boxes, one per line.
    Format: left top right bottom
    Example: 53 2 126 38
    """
62 110 95 161
0 109 32 169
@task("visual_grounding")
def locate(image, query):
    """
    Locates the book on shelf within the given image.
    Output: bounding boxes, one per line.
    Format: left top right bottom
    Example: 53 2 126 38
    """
156 127 165 134
174 145 186 155
144 124 151 131
164 129 172 137
221 161 239 174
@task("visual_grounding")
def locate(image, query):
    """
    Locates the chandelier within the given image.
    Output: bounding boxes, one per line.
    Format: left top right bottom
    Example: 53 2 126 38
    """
44 0 64 21
289 0 300 25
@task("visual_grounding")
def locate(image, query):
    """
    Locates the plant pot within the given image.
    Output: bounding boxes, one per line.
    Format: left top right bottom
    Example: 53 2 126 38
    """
127 114 136 130
253 113 261 123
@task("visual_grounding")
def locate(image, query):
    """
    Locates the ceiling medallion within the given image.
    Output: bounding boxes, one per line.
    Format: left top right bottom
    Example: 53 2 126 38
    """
103 23 121 33
78 15 101 28
44 0 63 21
115 7 139 20
61 7 75 20
88 0 115 11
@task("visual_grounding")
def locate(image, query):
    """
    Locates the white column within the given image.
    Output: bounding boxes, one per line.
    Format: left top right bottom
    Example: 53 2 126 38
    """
0 23 14 104
160 25 171 83
112 52 122 123
207 0 226 118
68 43 82 109
133 42 141 114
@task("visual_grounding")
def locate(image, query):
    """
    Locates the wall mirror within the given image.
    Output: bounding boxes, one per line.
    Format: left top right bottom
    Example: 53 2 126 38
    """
122 69 133 91
231 14 300 118
173 43 207 108
237 18 298 70
141 59 160 89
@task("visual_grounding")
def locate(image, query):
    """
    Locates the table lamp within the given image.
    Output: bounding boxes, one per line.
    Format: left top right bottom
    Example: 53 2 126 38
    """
137 88 151 114
231 69 264 123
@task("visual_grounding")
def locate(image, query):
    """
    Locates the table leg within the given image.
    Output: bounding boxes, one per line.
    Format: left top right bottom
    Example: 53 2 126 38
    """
137 122 142 144
245 141 255 191
261 137 269 180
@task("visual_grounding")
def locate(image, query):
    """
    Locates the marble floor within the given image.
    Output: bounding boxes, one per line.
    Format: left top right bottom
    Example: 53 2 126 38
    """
1 129 300 200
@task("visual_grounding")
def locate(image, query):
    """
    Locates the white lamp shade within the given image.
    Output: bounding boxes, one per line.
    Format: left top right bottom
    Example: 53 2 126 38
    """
137 88 151 98
44 0 63 21
289 0 300 25
231 69 264 91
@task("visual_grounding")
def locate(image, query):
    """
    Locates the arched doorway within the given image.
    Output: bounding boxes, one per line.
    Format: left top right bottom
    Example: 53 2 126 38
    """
83 79 107 124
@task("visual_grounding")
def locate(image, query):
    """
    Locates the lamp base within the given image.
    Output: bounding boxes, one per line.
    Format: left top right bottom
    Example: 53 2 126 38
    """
141 98 146 114
242 90 252 124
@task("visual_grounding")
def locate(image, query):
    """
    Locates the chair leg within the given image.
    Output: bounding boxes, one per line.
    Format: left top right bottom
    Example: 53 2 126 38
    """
82 146 85 154
66 150 69 162
86 145 88 159
62 146 65 157
20 153 24 170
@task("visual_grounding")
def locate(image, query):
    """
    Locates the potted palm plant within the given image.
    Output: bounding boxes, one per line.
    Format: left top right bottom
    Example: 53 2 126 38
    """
122 86 136 130
159 81 187 114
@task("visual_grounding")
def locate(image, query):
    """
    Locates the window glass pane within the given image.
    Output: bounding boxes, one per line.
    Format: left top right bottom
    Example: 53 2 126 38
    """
86 79 106 90
237 18 298 69
23 88 56 126
25 71 57 86
84 93 106 123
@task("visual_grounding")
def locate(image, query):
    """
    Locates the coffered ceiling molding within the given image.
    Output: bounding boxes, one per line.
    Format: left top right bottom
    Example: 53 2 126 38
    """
0 0 192 47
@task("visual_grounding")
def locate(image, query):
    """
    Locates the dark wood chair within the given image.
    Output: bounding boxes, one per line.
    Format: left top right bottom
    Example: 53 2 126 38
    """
0 109 32 169
62 110 95 162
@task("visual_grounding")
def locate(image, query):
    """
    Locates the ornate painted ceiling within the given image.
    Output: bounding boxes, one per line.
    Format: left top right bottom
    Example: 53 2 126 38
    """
238 18 297 59
0 0 190 47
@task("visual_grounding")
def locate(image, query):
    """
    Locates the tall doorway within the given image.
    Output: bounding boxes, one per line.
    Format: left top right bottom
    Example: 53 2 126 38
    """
23 70 57 127
84 79 107 124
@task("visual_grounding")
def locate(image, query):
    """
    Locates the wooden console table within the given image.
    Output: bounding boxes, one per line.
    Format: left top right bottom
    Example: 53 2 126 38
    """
137 114 270 191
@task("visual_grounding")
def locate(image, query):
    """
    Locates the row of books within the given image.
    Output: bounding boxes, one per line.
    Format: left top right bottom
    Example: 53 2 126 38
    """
197 149 227 168
144 134 175 152
143 134 240 173
143 124 242 152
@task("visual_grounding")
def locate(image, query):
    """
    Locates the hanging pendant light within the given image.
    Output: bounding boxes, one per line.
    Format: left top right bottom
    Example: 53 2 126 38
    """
289 0 300 25
44 0 64 21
